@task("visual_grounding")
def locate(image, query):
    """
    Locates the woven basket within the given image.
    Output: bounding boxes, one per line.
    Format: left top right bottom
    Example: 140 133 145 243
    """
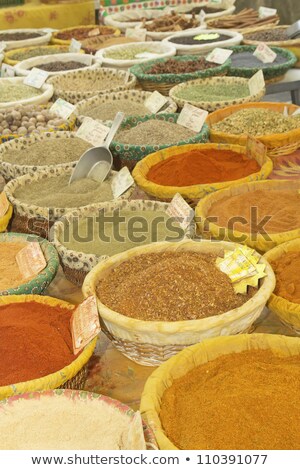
206 102 300 158
82 239 275 366
0 77 53 110
140 333 300 449
132 143 273 201
169 76 266 112
104 9 165 33
4 45 77 66
196 179 300 254
1 29 51 51
47 67 137 105
81 36 138 55
130 54 230 96
0 294 97 400
264 239 300 334
0 201 13 232
0 232 59 296
75 89 177 126
51 25 120 46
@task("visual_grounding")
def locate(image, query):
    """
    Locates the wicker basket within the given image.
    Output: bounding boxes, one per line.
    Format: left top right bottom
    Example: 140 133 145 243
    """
104 9 165 33
51 25 120 46
169 76 266 112
140 333 300 449
4 45 77 66
132 143 273 201
206 102 300 158
196 179 300 254
110 113 209 171
82 239 275 366
0 295 97 400
0 77 53 110
1 29 51 51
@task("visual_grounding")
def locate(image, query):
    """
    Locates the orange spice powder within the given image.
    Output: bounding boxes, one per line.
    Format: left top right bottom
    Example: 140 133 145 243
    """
271 251 300 303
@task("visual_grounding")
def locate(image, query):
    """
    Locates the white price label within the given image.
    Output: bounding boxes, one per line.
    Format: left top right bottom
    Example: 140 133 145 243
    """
71 296 100 355
50 98 76 120
0 192 9 217
23 67 49 89
258 6 277 18
0 42 6 53
76 117 110 147
166 193 194 230
69 38 82 53
125 27 147 42
253 42 277 64
144 91 168 114
88 28 100 37
177 103 208 133
206 47 233 65
16 242 47 280
199 9 206 25
283 106 289 116
1 63 15 78
111 167 134 199
248 69 265 95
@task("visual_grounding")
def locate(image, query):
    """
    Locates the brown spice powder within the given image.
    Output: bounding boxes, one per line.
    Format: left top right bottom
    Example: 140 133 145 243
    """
0 242 34 291
271 251 300 303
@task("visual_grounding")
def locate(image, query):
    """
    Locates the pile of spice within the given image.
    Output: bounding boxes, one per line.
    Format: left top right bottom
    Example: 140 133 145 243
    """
0 31 43 41
169 32 230 45
160 349 300 449
144 12 199 32
174 81 250 103
82 36 137 54
6 46 70 62
0 241 34 291
54 72 127 93
212 109 300 136
207 8 279 30
0 301 77 385
146 149 260 186
115 120 196 145
147 57 217 74
55 26 115 41
33 61 88 72
82 99 150 121
104 44 163 61
244 28 289 43
2 137 91 166
96 252 255 321
207 189 300 234
0 83 41 103
230 50 288 69
271 251 300 303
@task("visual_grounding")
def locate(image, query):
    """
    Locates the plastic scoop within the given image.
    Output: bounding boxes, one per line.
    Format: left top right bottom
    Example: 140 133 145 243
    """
69 111 125 185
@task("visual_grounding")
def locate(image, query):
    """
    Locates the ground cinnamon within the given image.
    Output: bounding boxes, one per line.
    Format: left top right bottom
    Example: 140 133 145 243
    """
271 251 300 303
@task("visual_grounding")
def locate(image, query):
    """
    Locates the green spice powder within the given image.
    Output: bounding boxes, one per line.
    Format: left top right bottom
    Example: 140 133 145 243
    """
175 83 250 102
0 84 41 103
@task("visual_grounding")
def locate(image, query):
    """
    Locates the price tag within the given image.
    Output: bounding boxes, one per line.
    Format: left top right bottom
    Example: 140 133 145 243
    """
0 192 9 217
88 28 100 37
16 242 47 280
125 27 147 42
246 135 267 160
70 296 101 355
253 42 277 64
248 69 265 95
144 91 168 114
111 167 134 199
0 42 6 53
76 117 110 147
69 38 82 53
199 9 206 25
206 47 233 65
283 105 289 116
258 6 277 18
166 193 194 230
177 103 208 133
292 108 300 116
23 67 49 89
50 98 76 120
1 63 15 78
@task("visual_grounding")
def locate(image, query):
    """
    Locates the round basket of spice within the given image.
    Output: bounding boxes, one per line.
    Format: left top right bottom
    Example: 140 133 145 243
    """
132 143 273 202
206 102 300 158
4 167 135 239
0 29 51 51
4 45 81 66
47 67 137 105
0 77 54 110
0 295 97 400
0 195 13 233
140 333 300 449
82 239 275 366
52 199 194 287
169 76 266 112
51 25 120 46
196 179 300 254
143 11 201 41
0 232 59 296
110 113 209 171
130 54 230 96
264 239 300 334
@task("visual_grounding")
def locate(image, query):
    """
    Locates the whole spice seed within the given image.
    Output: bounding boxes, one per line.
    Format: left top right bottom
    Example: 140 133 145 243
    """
0 241 34 291
230 51 287 68
56 26 115 41
115 119 196 145
104 45 164 60
8 46 71 62
0 84 41 103
0 32 43 41
33 61 88 72
56 73 127 93
175 82 250 102
96 252 256 321
244 28 288 42
169 33 229 45
83 99 150 121
148 57 217 74
160 350 300 450
271 251 300 303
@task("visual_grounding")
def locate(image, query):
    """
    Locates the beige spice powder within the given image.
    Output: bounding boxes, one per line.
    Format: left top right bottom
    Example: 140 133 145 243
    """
0 242 34 291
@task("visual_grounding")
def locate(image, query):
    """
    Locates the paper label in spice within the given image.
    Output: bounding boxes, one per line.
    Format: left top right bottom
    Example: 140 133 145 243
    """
88 28 100 37
76 117 110 147
177 103 208 133
70 296 101 355
166 193 194 230
1 63 15 78
0 42 6 53
125 27 147 42
248 69 265 95
258 6 277 18
206 47 233 65
0 192 9 217
253 42 277 64
283 106 289 116
246 135 267 160
69 38 82 53
23 67 49 89
16 242 47 280
111 167 134 199
199 10 206 25
292 108 300 116
50 98 76 120
144 91 168 114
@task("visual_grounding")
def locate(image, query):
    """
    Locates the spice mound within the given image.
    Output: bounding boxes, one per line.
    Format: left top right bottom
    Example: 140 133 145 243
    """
115 119 196 146
146 149 260 186
174 81 250 102
230 51 287 69
56 71 127 93
144 12 199 32
148 57 217 74
208 189 300 234
8 46 70 62
83 99 149 121
96 252 255 321
169 32 230 45
271 251 300 303
160 349 300 450
104 44 165 61
0 32 42 41
0 83 41 103
244 28 288 43
33 61 88 72
0 241 35 291
56 26 114 41
0 301 77 386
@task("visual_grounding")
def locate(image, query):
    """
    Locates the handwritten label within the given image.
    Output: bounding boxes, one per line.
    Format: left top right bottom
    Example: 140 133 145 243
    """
206 47 233 65
248 69 265 95
177 103 208 133
0 192 9 217
111 167 134 199
23 67 49 89
144 91 168 114
253 42 277 64
1 63 15 78
16 242 47 280
246 135 267 160
50 98 76 120
76 117 110 147
70 296 100 355
69 38 82 53
166 193 194 230
125 27 147 42
199 9 206 25
258 6 277 18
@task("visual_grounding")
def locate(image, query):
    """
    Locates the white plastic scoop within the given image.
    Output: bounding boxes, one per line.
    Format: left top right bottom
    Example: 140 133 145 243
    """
69 111 125 184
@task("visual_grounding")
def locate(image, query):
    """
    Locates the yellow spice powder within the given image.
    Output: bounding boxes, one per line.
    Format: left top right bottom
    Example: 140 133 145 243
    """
0 242 33 291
